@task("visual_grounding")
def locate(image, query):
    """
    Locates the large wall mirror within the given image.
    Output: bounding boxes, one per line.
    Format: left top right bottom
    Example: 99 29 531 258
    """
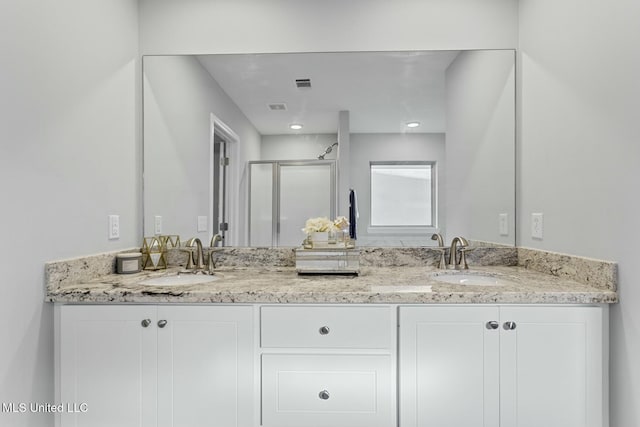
143 50 515 247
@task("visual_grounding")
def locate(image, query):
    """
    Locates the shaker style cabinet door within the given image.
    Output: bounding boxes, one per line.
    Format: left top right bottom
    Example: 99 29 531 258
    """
156 305 254 427
399 305 605 427
56 305 254 427
399 306 501 427
499 306 605 427
57 305 158 427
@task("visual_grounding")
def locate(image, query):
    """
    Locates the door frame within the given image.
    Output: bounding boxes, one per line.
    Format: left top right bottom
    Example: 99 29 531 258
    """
247 159 337 246
210 113 239 246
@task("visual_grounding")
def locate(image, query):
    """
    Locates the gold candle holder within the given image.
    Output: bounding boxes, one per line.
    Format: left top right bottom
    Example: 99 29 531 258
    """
163 234 181 248
141 236 167 270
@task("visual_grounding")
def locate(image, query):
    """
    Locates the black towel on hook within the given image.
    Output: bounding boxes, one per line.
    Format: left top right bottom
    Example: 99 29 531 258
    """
349 189 357 240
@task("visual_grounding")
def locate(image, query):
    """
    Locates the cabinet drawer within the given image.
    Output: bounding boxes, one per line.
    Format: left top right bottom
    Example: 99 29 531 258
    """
261 354 393 427
261 306 392 349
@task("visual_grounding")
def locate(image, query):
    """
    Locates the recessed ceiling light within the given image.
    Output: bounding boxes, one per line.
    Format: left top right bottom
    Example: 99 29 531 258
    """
406 121 421 128
289 124 303 130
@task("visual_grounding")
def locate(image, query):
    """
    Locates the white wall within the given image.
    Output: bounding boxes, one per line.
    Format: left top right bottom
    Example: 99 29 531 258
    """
518 0 640 425
446 50 516 245
143 55 261 244
139 0 518 54
0 1 139 425
260 134 338 160
350 133 446 246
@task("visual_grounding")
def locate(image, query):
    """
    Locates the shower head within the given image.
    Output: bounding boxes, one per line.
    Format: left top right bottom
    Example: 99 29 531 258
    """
317 142 338 160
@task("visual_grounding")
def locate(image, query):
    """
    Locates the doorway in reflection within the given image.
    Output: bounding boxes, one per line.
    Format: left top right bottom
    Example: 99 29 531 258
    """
212 132 228 246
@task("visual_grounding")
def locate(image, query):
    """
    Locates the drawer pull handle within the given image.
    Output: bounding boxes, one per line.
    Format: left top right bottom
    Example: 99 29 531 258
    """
503 321 517 330
318 390 330 400
141 319 152 328
319 326 330 335
485 321 499 330
158 319 168 328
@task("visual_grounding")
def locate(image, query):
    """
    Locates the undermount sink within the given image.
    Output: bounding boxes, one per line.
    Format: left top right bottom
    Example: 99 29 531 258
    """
371 285 433 293
139 273 220 286
431 271 513 286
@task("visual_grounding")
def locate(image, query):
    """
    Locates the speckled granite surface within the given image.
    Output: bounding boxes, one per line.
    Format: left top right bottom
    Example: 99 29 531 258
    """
45 246 617 305
518 247 617 291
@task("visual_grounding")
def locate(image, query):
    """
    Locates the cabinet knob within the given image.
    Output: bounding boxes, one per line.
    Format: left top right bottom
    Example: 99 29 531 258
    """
503 321 517 330
141 319 152 328
319 326 330 335
485 321 499 330
157 319 168 328
318 390 330 400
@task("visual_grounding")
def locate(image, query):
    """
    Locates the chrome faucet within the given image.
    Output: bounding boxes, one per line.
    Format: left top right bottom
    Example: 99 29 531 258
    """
185 237 206 271
448 236 469 270
210 234 223 247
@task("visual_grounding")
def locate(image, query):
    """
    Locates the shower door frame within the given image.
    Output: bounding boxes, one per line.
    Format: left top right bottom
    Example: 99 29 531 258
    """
248 159 337 246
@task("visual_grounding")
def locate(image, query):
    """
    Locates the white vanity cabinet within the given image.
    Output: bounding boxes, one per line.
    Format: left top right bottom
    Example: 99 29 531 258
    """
259 305 396 427
55 303 607 427
55 305 254 427
399 305 607 427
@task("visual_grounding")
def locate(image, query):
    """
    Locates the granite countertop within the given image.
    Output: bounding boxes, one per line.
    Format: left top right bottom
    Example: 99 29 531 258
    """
46 264 618 305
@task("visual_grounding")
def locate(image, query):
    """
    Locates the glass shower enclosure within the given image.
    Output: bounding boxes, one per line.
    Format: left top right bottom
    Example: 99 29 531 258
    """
248 160 337 247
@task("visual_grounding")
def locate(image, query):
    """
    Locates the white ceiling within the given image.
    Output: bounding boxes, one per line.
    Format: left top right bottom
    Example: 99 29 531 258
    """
197 50 460 135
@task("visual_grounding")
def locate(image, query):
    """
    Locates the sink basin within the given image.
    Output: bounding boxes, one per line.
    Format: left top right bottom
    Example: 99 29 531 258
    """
371 285 433 293
139 273 219 286
431 271 513 286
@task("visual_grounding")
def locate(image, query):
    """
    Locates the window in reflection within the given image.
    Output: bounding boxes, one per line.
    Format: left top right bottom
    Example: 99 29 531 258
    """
370 162 436 227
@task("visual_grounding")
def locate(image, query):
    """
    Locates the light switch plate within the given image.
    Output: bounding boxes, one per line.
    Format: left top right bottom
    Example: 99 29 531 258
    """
197 216 208 232
531 213 544 239
499 213 509 236
154 215 162 235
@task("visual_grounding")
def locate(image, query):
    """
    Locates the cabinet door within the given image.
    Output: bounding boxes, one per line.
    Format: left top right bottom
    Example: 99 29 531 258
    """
399 306 500 427
58 305 158 427
499 306 604 427
156 306 254 427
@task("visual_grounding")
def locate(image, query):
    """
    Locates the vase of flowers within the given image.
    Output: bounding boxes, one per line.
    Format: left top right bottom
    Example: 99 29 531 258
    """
302 216 350 247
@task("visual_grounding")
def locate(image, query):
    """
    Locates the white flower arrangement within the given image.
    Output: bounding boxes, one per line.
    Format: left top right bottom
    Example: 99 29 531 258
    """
333 216 349 231
302 216 350 234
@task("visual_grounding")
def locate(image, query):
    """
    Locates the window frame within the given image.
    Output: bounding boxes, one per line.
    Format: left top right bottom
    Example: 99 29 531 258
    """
367 160 438 234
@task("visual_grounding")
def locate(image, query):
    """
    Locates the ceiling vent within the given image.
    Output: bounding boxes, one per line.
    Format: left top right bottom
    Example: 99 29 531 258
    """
295 78 312 89
268 103 287 111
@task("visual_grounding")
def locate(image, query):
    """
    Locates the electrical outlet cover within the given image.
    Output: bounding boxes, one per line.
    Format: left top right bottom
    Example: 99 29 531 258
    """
108 215 120 240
